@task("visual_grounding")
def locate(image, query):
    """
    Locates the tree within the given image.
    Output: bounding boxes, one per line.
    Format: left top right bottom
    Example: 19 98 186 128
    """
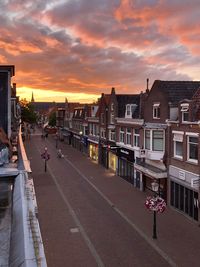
20 99 37 123
48 111 56 127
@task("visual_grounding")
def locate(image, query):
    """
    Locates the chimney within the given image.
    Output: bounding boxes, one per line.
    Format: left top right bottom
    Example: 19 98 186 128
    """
146 78 150 94
12 83 16 97
111 87 115 94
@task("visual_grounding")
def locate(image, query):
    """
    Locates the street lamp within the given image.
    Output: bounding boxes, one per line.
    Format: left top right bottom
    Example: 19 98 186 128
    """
151 181 159 239
55 133 58 149
145 180 166 240
41 147 50 172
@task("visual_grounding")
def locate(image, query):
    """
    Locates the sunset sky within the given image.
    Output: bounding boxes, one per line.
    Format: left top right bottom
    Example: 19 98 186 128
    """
1 0 200 102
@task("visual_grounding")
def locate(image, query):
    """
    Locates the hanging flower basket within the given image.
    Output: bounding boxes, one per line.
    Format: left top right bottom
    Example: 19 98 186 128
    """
145 196 166 213
41 151 50 161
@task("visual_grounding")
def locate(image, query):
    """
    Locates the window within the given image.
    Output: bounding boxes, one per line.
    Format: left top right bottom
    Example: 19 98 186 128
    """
100 128 106 139
92 124 96 135
152 130 164 151
174 141 183 158
133 129 139 147
126 128 131 145
145 130 164 151
153 103 160 119
101 113 104 124
89 123 93 135
110 113 114 124
187 136 198 163
120 127 125 143
109 130 115 141
126 105 131 116
181 104 189 122
173 133 183 159
145 130 150 150
111 103 114 111
96 125 99 136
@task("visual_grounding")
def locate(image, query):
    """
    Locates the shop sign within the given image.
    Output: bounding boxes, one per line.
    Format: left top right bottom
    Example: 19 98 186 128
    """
118 148 134 162
191 178 200 189
179 171 185 180
120 149 129 155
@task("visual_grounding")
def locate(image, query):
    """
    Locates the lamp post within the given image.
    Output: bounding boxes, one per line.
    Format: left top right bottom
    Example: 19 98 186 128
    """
55 133 58 149
145 180 166 240
151 181 159 239
41 147 50 172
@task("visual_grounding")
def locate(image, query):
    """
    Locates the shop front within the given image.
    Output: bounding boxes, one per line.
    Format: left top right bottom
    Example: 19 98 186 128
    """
89 142 99 162
117 148 134 184
71 134 82 151
134 160 167 199
61 129 72 145
81 136 88 154
99 141 108 168
169 165 199 221
108 151 117 172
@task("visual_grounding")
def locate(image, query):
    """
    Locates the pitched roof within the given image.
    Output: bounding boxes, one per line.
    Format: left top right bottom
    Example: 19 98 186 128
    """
116 94 140 118
151 80 200 105
104 94 110 105
192 88 200 120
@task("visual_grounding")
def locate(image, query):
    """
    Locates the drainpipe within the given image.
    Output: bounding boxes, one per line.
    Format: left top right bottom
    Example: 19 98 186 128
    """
166 120 171 204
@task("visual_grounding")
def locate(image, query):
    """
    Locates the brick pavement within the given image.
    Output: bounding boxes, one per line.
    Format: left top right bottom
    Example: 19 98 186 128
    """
54 138 200 267
27 131 200 266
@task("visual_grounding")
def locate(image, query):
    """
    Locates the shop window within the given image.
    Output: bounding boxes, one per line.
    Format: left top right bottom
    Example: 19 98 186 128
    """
153 103 160 119
187 136 198 163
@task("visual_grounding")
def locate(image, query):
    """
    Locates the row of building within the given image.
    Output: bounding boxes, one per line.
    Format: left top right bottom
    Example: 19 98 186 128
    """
56 80 200 223
0 65 46 266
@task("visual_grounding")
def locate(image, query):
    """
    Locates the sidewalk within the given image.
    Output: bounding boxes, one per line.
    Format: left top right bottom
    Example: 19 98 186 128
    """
57 138 200 267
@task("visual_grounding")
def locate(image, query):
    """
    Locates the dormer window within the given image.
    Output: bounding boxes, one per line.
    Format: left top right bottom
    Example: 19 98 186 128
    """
127 105 131 116
126 104 137 118
153 103 160 119
181 103 189 122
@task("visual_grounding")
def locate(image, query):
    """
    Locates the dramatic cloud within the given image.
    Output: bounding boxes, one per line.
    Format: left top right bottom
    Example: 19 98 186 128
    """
0 0 199 102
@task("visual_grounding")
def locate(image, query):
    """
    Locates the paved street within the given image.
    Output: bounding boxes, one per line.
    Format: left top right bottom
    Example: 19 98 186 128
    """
25 132 200 267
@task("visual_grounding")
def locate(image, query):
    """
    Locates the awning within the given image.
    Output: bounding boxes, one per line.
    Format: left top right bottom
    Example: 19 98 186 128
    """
134 162 167 179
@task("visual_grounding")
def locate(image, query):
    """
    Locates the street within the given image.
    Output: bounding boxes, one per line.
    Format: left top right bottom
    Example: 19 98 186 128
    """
25 133 200 267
